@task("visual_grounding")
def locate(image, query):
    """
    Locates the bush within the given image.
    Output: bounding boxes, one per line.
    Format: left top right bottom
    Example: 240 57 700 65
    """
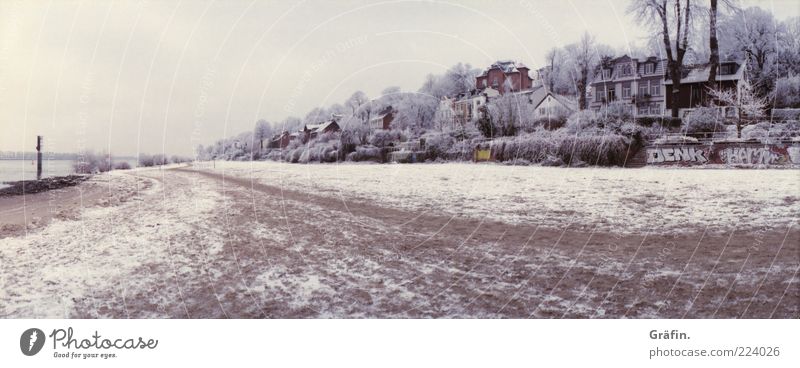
138 154 169 167
73 151 113 173
599 101 635 122
742 121 800 142
490 131 633 167
529 116 568 131
774 76 800 108
564 110 603 134
423 133 455 161
113 162 132 170
368 129 403 148
682 107 725 137
170 155 190 164
297 140 339 163
446 138 482 161
771 108 800 122
635 116 682 129
344 145 382 162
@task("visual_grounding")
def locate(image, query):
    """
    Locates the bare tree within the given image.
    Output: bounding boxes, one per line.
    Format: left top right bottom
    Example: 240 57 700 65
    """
707 0 719 85
544 47 561 92
629 0 695 117
707 1 740 85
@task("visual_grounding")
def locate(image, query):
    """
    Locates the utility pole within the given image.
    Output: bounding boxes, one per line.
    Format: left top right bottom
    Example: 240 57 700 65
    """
36 135 43 180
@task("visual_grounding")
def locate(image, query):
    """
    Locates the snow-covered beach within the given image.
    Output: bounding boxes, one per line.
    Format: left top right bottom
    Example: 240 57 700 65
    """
205 161 800 234
0 163 797 318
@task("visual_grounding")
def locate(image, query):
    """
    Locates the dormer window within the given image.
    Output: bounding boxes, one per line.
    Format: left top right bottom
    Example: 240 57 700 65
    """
645 63 654 74
603 69 611 79
720 64 735 75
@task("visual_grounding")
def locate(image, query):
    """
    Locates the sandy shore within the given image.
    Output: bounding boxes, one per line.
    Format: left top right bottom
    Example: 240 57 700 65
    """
0 164 797 318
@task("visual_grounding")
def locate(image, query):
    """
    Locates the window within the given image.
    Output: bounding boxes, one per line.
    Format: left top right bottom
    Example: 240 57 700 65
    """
720 64 734 75
649 103 662 116
639 83 648 96
492 78 498 87
624 65 632 76
603 69 611 79
645 63 654 74
596 87 604 102
691 86 702 106
638 106 649 115
650 84 660 96
607 88 616 101
622 87 631 99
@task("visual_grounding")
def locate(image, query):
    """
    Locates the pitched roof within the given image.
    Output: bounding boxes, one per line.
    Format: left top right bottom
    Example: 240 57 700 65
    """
526 88 577 111
479 60 529 76
305 120 339 133
593 55 667 81
664 61 745 84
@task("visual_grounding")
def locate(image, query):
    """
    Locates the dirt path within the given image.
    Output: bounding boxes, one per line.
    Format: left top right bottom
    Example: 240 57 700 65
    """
1 166 798 318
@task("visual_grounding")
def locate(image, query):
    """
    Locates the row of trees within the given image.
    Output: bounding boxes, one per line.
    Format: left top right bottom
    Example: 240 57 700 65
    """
199 62 484 160
200 2 798 160
539 1 800 116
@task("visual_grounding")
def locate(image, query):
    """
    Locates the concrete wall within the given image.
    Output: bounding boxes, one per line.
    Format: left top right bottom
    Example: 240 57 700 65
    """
643 142 800 167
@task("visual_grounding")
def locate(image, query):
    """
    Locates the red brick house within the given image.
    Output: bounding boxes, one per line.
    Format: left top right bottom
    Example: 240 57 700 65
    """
268 131 292 149
369 106 396 130
303 120 341 141
475 60 532 94
664 61 746 117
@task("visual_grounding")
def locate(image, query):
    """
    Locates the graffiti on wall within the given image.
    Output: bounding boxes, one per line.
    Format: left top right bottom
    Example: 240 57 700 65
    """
645 143 800 167
719 147 786 165
646 146 709 164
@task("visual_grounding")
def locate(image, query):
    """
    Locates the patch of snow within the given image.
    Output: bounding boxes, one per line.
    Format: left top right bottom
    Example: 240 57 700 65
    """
0 171 225 318
205 161 800 233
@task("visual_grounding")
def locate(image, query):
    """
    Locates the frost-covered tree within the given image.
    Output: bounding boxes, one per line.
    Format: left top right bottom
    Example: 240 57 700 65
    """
304 107 329 125
378 86 403 109
444 62 480 96
418 63 480 99
773 75 800 108
392 93 438 131
719 7 779 97
278 116 302 133
776 17 800 77
564 32 600 110
709 79 767 137
345 91 369 116
253 119 272 151
486 93 534 137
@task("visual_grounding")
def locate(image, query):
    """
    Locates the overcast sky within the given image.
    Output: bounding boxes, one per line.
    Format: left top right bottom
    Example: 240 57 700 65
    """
1 0 797 156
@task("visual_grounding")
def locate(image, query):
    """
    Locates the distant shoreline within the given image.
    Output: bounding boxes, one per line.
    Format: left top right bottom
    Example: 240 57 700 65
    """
0 157 138 161
0 175 92 197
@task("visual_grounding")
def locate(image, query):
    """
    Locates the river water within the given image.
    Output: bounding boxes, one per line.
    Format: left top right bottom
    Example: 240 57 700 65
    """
0 159 137 189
